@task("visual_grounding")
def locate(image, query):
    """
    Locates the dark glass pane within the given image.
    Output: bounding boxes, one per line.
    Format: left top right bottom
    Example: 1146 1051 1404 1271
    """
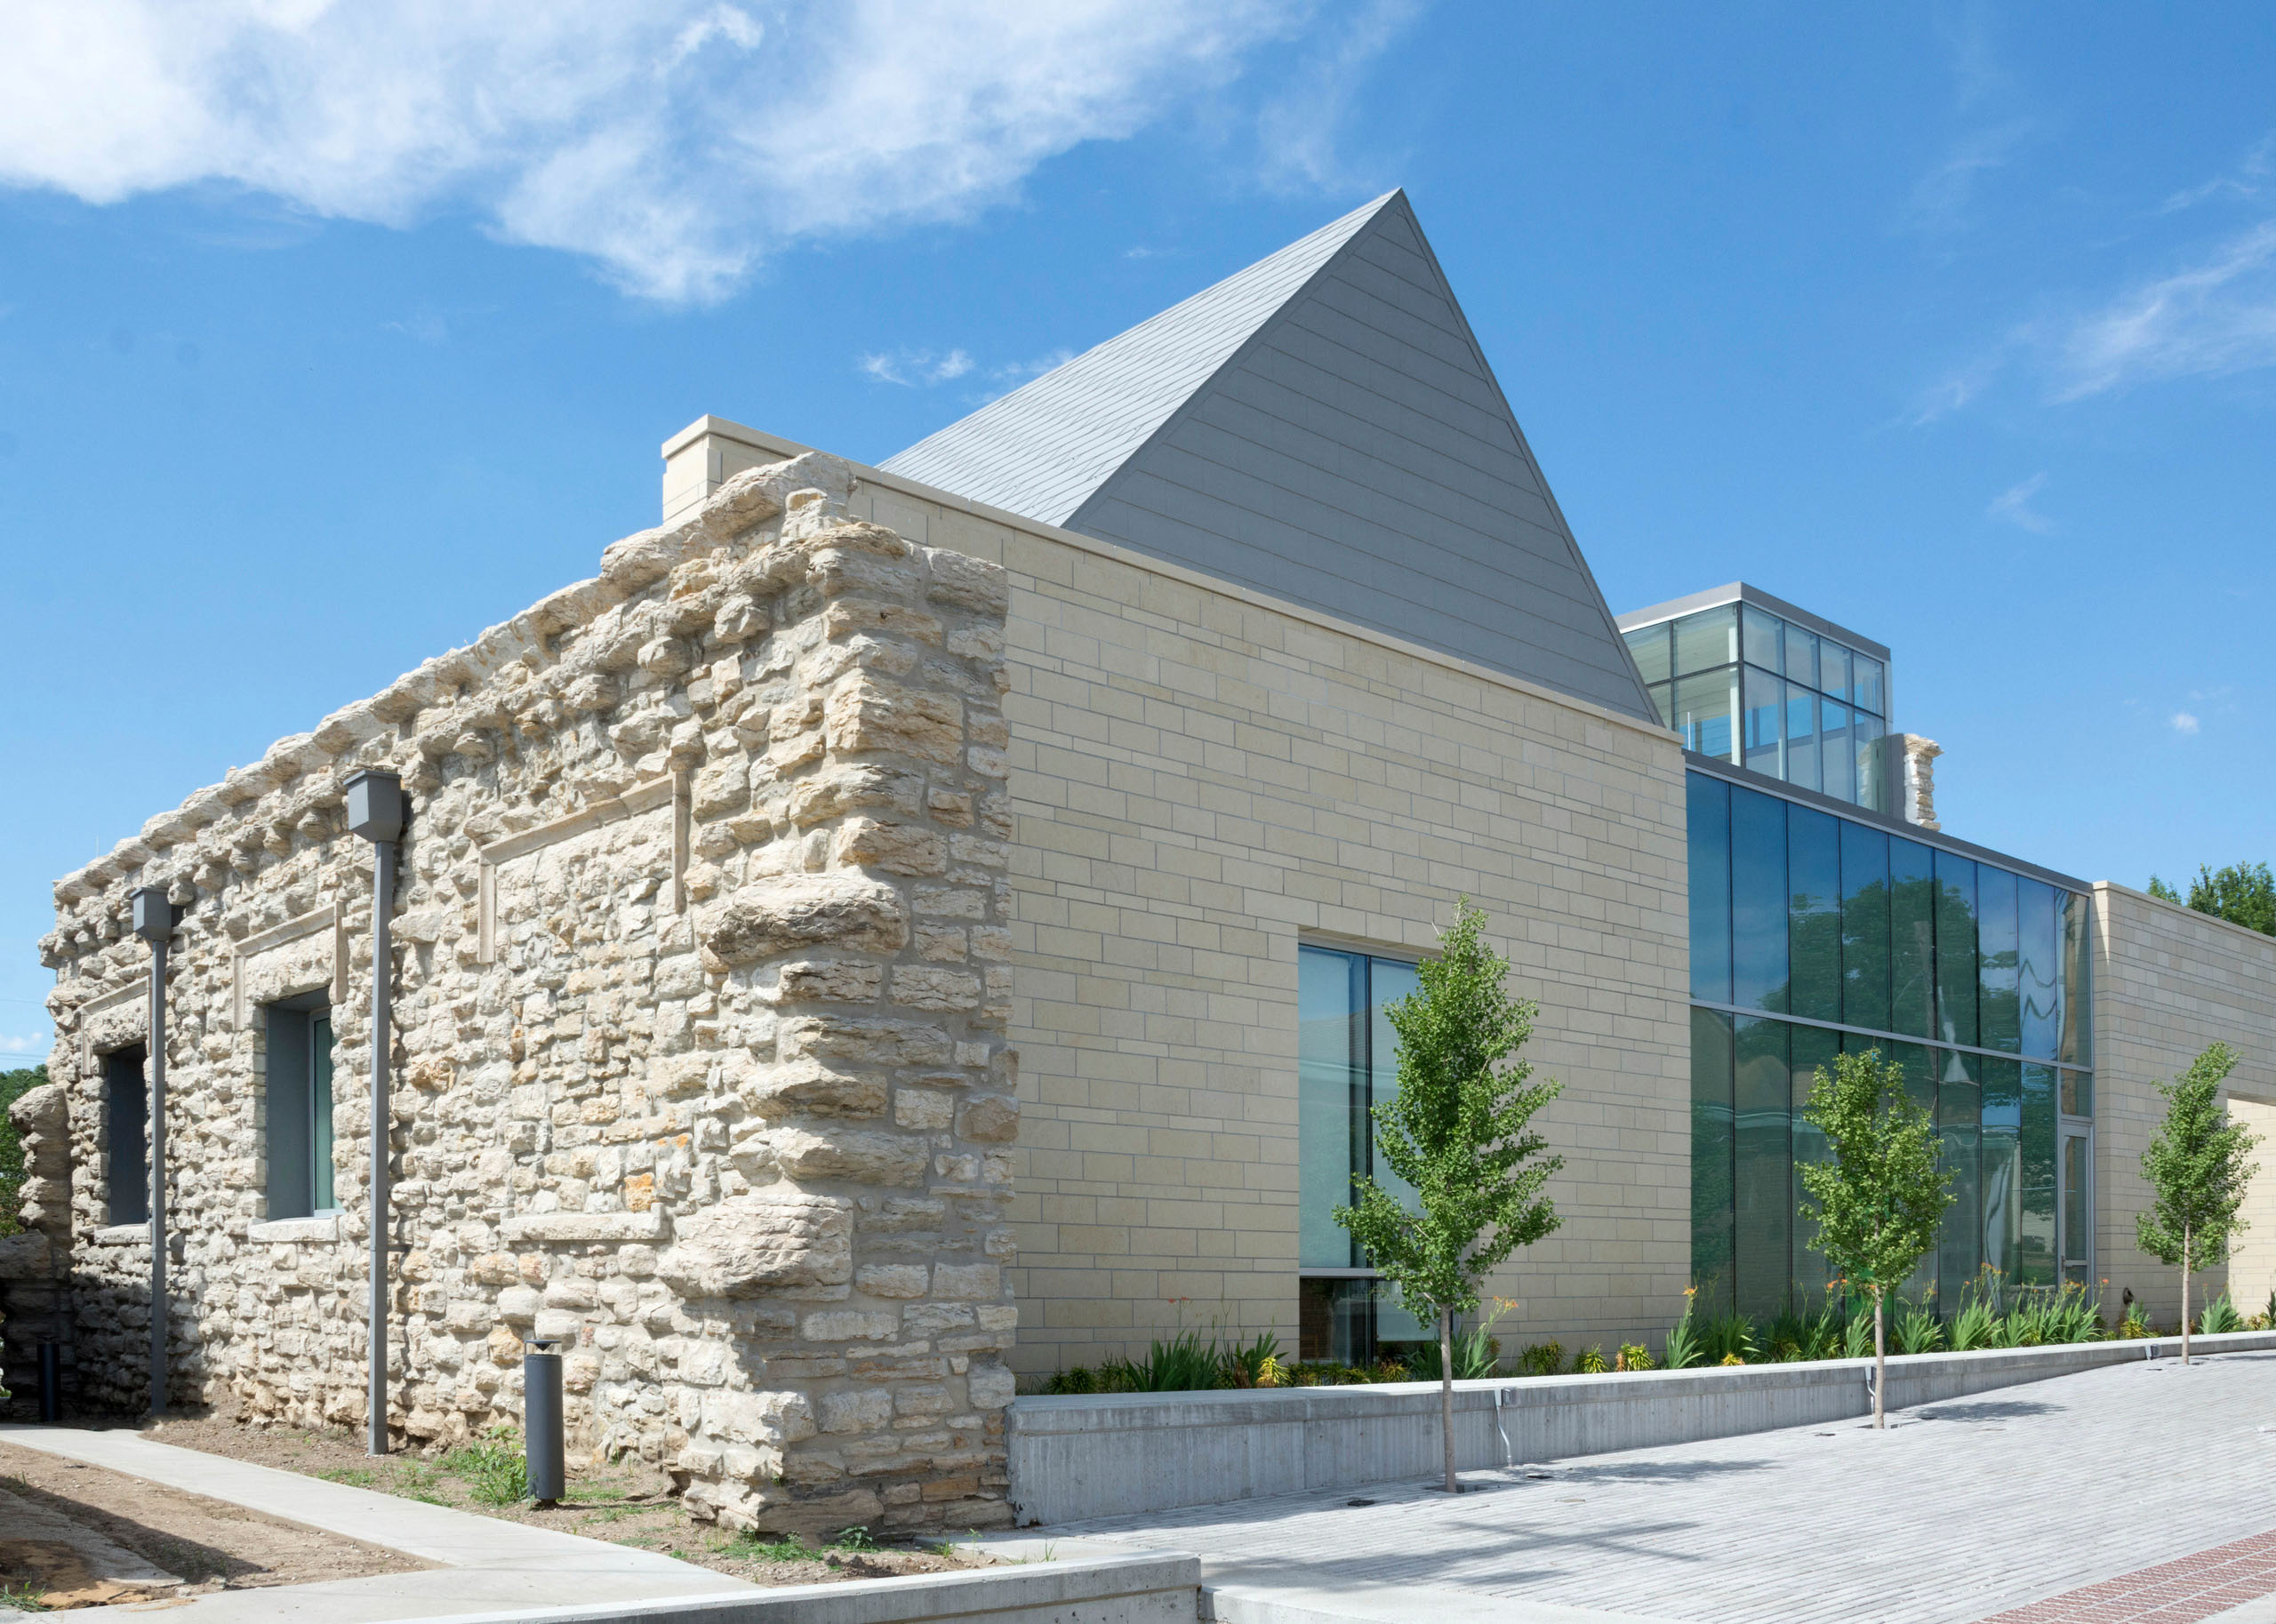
1935 851 1979 1049
1783 622 1819 691
1743 603 1784 673
1732 785 1790 1012
1855 727 1887 814
2061 1070 2093 1117
1791 1023 1840 1302
1298 946 1363 1268
1890 838 1935 1037
1819 700 1854 804
312 1014 335 1212
1734 1015 1792 1319
1626 624 1672 685
1674 668 1739 761
1840 821 1892 1033
1937 1049 1982 1308
1687 772 1733 1004
2062 1133 2090 1271
1822 642 1853 705
1783 683 1820 792
1674 604 1740 676
1788 806 1841 1022
2017 878 2062 1060
1366 957 1422 1220
1743 665 1783 778
1981 1059 2022 1292
104 1045 150 1227
1854 655 1886 716
1691 1007 1736 1316
1649 681 1673 728
2060 892 2094 1067
1977 866 2020 1054
2018 1064 2058 1287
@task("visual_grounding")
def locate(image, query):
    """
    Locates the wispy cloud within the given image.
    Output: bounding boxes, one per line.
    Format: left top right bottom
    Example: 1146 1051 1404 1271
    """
0 2 1354 304
2171 711 2201 736
990 348 1074 385
1987 472 2054 533
2053 218 2276 400
860 348 974 387
0 1033 47 1056
1904 14 2036 237
1254 0 1420 192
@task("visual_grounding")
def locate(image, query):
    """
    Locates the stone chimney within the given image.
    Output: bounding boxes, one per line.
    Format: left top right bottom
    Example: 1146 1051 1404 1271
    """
1895 734 1942 831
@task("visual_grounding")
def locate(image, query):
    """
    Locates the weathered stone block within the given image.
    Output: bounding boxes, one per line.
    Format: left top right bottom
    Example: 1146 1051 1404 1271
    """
657 1191 854 1297
699 874 908 966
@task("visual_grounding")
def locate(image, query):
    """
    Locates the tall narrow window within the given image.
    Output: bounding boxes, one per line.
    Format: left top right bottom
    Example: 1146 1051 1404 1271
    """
104 1044 149 1225
264 1001 338 1220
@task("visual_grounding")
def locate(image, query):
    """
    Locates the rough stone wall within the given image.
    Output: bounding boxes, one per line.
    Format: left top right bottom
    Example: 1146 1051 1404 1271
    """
2091 881 2276 1327
21 454 1017 1535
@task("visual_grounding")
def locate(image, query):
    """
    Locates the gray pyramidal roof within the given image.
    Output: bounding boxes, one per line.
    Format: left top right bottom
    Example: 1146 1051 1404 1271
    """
880 190 1655 721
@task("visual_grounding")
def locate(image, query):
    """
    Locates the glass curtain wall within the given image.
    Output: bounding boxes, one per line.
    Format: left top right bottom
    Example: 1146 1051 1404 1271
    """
1687 771 2092 1317
1628 604 1890 813
1298 944 1432 1364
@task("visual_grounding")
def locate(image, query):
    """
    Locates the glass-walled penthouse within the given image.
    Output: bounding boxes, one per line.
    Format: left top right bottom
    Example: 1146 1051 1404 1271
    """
1623 587 1892 814
1687 768 2095 1320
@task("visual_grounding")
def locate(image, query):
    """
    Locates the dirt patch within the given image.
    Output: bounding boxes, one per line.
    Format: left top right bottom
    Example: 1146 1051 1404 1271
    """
129 1412 990 1588
0 1440 421 1612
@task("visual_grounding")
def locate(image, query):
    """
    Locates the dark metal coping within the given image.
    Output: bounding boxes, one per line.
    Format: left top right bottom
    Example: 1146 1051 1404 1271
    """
1684 751 2090 897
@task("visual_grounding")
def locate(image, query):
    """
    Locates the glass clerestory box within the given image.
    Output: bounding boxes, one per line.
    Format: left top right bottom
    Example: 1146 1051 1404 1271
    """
1619 583 1893 814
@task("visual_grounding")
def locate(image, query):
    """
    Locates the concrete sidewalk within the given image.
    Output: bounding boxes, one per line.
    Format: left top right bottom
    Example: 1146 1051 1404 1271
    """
0 1424 753 1622
997 1350 2276 1624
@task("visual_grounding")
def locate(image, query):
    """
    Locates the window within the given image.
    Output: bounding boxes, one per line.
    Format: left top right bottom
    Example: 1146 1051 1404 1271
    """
1626 603 1892 812
1687 770 2092 1312
264 1001 338 1220
1298 944 1431 1364
104 1044 148 1226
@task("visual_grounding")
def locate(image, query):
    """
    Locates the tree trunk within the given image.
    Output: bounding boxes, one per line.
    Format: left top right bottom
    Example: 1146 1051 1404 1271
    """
1439 1303 1457 1493
2182 1226 2192 1366
1872 1290 1887 1429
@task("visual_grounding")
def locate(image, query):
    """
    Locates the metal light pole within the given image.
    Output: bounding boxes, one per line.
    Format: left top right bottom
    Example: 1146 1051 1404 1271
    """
128 885 180 1418
345 769 405 1456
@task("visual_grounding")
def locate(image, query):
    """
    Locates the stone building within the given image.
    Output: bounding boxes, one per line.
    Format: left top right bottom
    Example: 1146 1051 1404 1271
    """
10 191 2276 1525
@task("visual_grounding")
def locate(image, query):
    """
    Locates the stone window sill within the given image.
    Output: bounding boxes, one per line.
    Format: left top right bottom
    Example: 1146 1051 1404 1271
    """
95 1223 149 1246
248 1215 341 1244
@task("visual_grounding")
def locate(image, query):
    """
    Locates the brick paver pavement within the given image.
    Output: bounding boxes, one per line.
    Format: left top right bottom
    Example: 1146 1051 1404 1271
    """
1039 1350 2276 1624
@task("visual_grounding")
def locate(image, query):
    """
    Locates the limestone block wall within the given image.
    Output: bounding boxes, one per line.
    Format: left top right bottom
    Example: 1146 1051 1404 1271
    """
844 478 1694 1376
22 455 1017 1535
2091 882 2276 1326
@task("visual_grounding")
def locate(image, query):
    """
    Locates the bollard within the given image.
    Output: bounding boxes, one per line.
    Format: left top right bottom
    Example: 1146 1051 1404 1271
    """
38 1343 63 1424
524 1339 565 1506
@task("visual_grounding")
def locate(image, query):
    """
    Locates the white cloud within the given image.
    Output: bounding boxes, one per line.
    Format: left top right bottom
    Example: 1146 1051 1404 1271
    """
859 348 974 387
1254 0 1419 192
990 348 1074 384
1986 471 2054 534
2053 218 2276 400
2171 711 2201 736
0 1 1367 303
0 1033 48 1056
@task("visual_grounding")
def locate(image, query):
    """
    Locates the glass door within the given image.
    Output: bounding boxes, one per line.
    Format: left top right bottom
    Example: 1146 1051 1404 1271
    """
2058 1127 2092 1285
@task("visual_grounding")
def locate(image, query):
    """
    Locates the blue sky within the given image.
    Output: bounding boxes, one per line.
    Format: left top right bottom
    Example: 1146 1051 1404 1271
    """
4 3 2272 1057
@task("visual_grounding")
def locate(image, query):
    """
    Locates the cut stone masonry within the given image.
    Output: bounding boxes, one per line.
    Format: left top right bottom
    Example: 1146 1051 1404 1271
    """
7 453 1017 1535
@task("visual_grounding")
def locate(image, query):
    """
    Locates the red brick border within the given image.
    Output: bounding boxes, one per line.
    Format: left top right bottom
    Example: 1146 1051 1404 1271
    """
1981 1527 2276 1622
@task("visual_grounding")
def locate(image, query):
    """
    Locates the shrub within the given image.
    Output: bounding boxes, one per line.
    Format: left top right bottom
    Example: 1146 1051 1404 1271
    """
2114 1302 2155 1340
444 1428 531 1507
1574 1345 1609 1374
1842 1312 1875 1359
1893 1299 1945 1355
1219 1332 1282 1388
1699 1310 1755 1365
1517 1340 1564 1377
1660 1309 1700 1371
2200 1293 2244 1335
1615 1342 1656 1372
1046 1365 1098 1396
1950 1293 1998 1352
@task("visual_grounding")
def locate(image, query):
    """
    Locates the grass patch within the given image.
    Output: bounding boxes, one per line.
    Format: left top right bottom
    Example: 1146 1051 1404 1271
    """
726 1533 815 1563
317 1467 377 1488
0 1580 51 1612
438 1428 530 1507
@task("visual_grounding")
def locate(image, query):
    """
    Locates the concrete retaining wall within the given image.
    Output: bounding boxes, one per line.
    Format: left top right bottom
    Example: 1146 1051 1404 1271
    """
391 1554 1200 1624
1008 1331 2276 1524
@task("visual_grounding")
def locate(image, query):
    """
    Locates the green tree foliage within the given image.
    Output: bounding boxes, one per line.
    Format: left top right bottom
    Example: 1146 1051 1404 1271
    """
0 1064 47 1239
2137 1043 2260 1363
1335 899 1563 1492
2147 863 2276 936
1797 1048 1953 1427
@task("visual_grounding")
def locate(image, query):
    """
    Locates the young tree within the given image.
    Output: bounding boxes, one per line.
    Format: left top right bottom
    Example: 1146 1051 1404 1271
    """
2138 1043 2260 1364
1797 1049 1953 1428
2149 863 2276 937
1336 899 1563 1494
